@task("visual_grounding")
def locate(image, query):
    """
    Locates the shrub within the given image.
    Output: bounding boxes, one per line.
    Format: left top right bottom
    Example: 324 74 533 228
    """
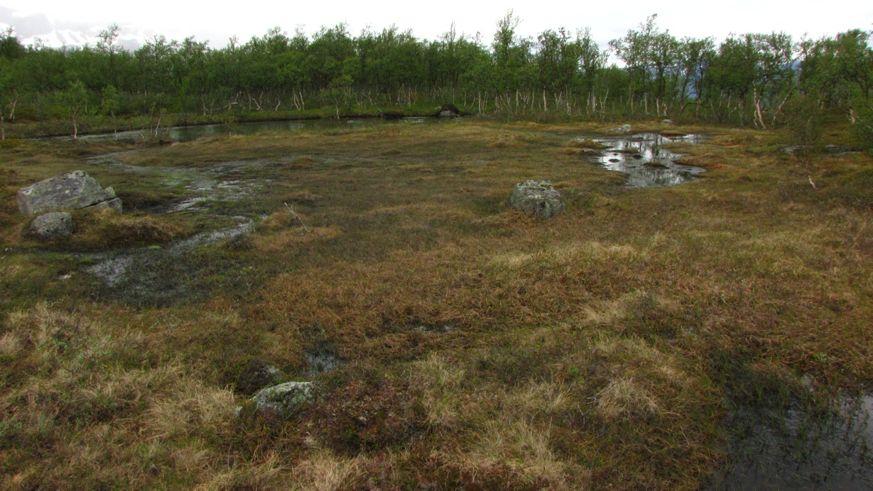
783 94 824 153
852 98 873 152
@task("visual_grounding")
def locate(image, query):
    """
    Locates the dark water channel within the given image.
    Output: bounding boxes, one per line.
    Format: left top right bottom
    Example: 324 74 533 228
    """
67 116 434 143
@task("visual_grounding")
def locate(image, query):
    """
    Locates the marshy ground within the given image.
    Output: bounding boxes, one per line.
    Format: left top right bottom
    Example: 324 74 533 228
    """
1 119 872 489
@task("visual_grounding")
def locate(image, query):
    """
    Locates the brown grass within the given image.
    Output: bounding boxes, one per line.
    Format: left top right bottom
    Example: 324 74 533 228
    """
0 119 870 489
70 209 186 249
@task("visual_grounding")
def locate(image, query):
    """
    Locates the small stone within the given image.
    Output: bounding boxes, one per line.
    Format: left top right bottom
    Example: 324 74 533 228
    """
250 381 314 419
27 212 73 240
509 180 565 219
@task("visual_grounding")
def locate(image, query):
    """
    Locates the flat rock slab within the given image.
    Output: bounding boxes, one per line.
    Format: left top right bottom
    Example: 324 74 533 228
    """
17 170 121 216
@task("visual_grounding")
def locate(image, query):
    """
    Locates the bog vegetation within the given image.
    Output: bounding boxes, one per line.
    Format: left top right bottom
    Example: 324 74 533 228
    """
0 13 871 138
0 11 872 491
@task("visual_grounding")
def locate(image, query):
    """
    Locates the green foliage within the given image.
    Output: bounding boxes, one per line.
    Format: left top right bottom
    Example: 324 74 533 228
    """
0 17 868 126
0 28 25 59
100 85 121 117
784 93 825 150
800 30 872 107
59 81 89 117
853 97 873 151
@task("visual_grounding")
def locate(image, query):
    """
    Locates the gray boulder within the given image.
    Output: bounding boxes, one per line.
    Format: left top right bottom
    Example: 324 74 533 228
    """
509 180 565 219
250 381 313 419
28 212 73 240
17 171 122 216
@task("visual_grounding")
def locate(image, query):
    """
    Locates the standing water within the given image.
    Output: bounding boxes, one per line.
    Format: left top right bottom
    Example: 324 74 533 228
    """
591 133 706 187
710 395 873 489
60 117 441 144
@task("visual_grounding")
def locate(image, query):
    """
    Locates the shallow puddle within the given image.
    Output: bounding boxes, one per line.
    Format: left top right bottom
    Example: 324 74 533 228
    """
592 133 706 187
710 395 873 489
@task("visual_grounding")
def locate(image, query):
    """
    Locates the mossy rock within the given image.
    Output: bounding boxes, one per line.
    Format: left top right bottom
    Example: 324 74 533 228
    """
508 180 565 219
249 381 314 420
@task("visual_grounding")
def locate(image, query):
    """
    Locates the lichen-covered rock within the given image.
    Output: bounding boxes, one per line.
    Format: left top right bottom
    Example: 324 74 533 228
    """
17 171 122 216
250 381 313 419
28 212 73 240
509 180 565 219
83 195 123 213
235 359 284 395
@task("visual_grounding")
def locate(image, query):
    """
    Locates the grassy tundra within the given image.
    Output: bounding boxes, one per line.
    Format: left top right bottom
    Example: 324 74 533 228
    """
1 119 871 488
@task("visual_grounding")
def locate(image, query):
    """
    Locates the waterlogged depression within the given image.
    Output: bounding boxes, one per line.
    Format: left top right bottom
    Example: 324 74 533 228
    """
82 152 274 303
591 133 706 187
711 395 873 489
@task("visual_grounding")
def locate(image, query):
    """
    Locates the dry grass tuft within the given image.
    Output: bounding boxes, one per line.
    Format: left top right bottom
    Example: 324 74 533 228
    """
145 378 236 439
460 418 570 488
488 132 527 148
291 451 365 491
196 454 287 490
260 207 310 230
595 377 661 420
0 331 22 357
254 226 342 252
410 354 466 428
0 303 244 488
503 381 572 417
69 208 185 249
489 240 644 271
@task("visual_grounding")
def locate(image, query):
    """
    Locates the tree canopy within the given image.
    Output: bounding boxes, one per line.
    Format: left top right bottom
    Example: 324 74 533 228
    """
0 15 870 126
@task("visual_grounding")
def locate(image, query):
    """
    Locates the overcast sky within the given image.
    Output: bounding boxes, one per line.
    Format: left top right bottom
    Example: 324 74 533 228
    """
1 0 871 51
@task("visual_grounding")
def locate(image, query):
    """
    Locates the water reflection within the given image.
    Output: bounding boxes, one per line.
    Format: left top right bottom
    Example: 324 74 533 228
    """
68 116 437 143
593 133 706 187
711 395 873 489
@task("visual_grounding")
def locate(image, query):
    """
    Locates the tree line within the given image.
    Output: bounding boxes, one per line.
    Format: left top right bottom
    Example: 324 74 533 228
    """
0 13 871 136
